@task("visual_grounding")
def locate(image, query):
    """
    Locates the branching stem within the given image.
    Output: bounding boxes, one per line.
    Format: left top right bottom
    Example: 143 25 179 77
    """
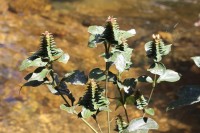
143 74 157 117
104 41 111 133
117 73 130 123
50 64 98 133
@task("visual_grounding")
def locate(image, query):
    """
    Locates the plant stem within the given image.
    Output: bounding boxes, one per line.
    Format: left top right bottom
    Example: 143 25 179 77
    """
116 85 130 123
55 87 70 107
95 119 103 133
50 64 98 133
143 74 157 117
104 41 110 133
147 74 157 104
123 105 130 123
73 112 99 133
105 68 110 133
117 73 130 123
56 83 98 133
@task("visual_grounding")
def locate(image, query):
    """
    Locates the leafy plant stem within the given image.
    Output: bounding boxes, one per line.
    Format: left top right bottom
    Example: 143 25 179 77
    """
123 104 130 123
49 63 71 107
49 64 98 132
55 86 70 107
143 74 157 117
73 112 98 133
105 71 110 133
117 73 130 123
104 41 111 133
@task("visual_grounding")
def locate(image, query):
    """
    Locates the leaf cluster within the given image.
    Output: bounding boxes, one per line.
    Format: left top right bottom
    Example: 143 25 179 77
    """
19 17 182 133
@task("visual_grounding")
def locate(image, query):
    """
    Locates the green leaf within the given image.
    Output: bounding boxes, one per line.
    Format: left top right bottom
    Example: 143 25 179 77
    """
144 34 172 62
114 54 126 73
62 70 88 85
24 67 47 81
88 26 105 35
157 69 181 83
24 67 46 81
144 108 155 116
48 73 75 105
23 80 45 87
126 117 159 133
47 85 58 94
78 107 96 118
60 104 76 114
148 62 166 76
115 115 128 133
21 68 50 89
115 29 136 44
167 85 200 111
57 53 70 64
162 44 172 55
117 78 136 95
19 58 47 71
78 80 110 118
125 96 135 105
191 56 200 67
137 75 153 83
88 26 105 48
20 31 68 71
109 45 133 72
134 91 148 110
89 68 117 83
88 34 104 48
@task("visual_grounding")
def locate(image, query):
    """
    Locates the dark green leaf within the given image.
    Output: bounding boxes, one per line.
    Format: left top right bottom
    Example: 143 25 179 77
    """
117 78 136 95
48 73 75 105
62 70 88 85
88 34 104 48
89 68 117 83
87 26 105 48
125 96 135 105
137 75 153 83
23 80 45 87
167 85 200 110
24 73 33 81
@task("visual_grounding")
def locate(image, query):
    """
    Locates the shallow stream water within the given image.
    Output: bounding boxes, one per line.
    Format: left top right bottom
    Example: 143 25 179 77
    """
0 0 200 132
